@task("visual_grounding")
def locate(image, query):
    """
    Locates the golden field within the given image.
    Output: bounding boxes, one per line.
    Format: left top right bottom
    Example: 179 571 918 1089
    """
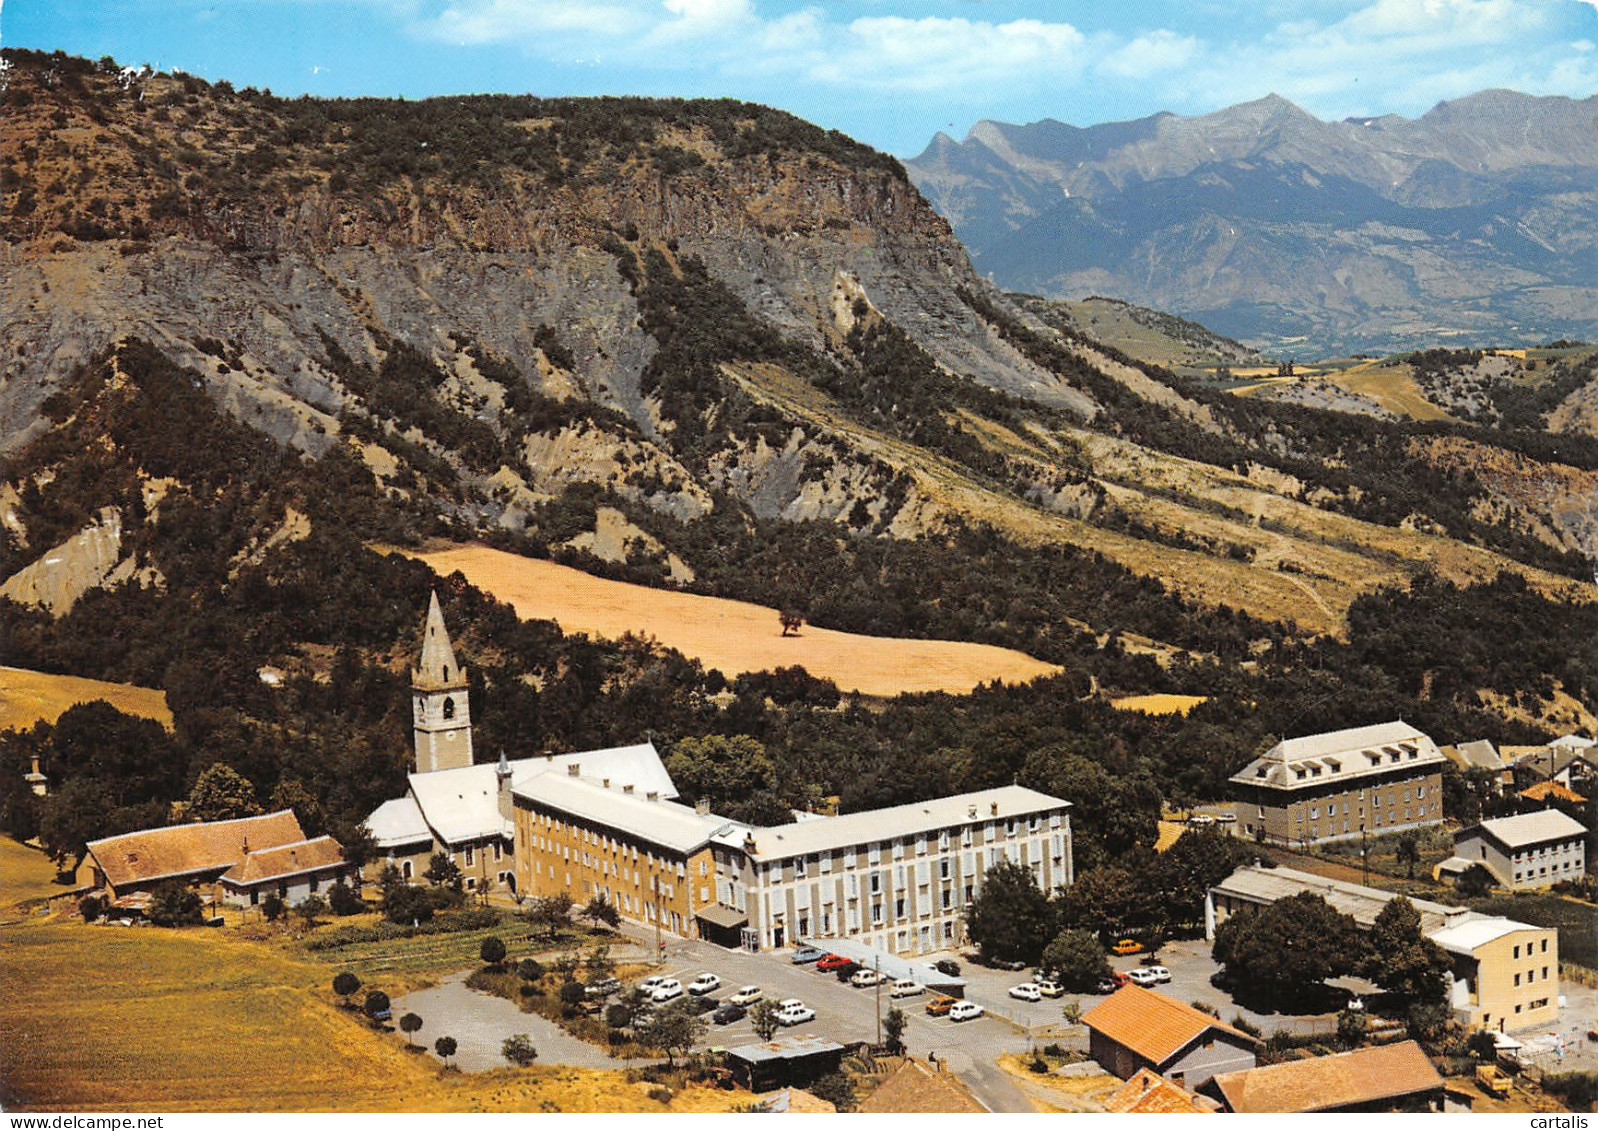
0 665 173 732
1109 694 1209 716
0 839 737 1112
394 543 1061 697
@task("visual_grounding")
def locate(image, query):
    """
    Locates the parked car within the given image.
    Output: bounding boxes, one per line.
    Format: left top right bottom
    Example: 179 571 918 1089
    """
585 977 622 999
651 978 685 1002
932 959 961 977
687 994 719 1015
712 1002 747 1025
775 1003 816 1026
729 985 764 1006
815 954 854 972
989 957 1027 971
638 975 669 994
850 969 885 988
1111 939 1144 956
832 961 863 982
889 979 924 998
688 973 721 995
1093 975 1125 994
1034 979 1064 998
1009 983 1043 1002
925 996 957 1016
791 946 826 964
1125 968 1160 987
949 1001 985 1022
1145 966 1171 984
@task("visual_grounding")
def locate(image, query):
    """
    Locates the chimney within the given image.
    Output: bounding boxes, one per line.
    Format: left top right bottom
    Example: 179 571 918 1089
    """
603 778 611 790
568 763 580 776
990 801 999 816
623 784 635 794
695 798 711 815
646 791 660 802
544 750 554 762
743 832 758 854
968 805 977 819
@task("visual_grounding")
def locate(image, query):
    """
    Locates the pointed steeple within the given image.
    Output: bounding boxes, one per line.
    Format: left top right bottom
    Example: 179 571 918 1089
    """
413 590 464 689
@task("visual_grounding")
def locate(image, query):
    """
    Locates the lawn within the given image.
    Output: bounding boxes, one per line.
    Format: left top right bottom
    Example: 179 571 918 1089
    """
0 919 738 1112
0 835 75 910
0 665 172 732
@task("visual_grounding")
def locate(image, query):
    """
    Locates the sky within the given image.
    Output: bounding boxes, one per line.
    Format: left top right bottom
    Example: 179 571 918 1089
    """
6 0 1598 155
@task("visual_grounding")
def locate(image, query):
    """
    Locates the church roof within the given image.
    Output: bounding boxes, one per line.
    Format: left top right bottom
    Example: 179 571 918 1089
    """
88 810 306 890
413 590 464 690
220 836 346 886
402 742 676 846
366 796 433 849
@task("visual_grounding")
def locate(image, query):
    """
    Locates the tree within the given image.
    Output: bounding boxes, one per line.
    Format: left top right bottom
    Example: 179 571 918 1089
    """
502 1033 538 1067
296 894 328 928
964 859 1054 964
526 892 573 940
1056 861 1166 943
149 880 203 926
1154 829 1262 930
364 990 391 1021
423 851 463 892
584 943 615 982
1395 834 1420 880
399 1012 423 1047
1212 894 1368 1008
665 735 779 817
261 893 286 922
750 999 782 1041
78 894 106 922
558 981 587 1014
779 609 804 637
268 775 326 835
1040 928 1111 992
883 1006 907 1055
333 971 361 1008
435 1035 457 1067
809 1072 857 1113
1337 1007 1366 1049
605 1002 632 1029
1457 863 1496 898
480 935 507 967
35 777 116 868
383 883 435 925
582 892 621 930
187 762 262 822
638 999 706 1065
1061 1000 1084 1026
1365 898 1450 1009
517 957 545 982
327 880 363 916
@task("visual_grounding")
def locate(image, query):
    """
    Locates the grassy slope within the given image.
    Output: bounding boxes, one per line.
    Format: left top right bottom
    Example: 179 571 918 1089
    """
0 666 173 732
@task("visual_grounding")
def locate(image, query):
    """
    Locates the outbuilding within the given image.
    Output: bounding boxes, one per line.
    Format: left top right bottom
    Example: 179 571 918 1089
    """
1082 985 1258 1089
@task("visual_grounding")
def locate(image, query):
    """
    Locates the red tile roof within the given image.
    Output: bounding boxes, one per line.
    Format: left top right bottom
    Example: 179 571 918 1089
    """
1210 1041 1443 1113
88 811 306 889
857 1059 987 1114
220 836 345 885
1083 985 1257 1066
1517 780 1587 804
1103 1067 1217 1114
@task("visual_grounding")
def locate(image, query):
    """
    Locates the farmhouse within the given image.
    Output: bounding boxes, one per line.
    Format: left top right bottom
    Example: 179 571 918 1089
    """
1205 1040 1444 1113
86 810 351 909
1082 985 1258 1089
1449 810 1587 891
1228 721 1445 846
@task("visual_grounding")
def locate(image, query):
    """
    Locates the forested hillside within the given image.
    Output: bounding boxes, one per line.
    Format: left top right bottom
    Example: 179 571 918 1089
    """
2 51 1597 870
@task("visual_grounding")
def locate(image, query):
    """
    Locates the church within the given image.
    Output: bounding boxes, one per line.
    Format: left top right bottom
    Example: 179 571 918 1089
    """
362 592 679 895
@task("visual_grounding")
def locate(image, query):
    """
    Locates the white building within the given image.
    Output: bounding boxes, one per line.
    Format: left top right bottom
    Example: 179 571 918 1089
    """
1448 810 1588 891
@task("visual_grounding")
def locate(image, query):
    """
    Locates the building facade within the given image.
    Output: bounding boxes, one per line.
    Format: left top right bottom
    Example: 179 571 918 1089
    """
1429 918 1560 1032
1451 810 1587 891
1228 721 1446 846
411 590 473 774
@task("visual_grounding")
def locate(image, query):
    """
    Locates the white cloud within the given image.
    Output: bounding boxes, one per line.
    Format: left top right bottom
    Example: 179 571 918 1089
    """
1097 29 1199 79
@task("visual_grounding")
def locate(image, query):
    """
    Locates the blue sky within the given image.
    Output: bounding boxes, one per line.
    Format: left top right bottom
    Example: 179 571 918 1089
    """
7 0 1598 154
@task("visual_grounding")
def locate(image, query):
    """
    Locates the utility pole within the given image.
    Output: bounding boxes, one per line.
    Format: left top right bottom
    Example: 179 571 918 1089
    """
653 872 663 967
874 956 882 1049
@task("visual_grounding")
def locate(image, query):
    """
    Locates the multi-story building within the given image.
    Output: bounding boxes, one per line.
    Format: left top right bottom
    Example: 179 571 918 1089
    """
1450 810 1587 891
1228 721 1446 846
707 786 1073 955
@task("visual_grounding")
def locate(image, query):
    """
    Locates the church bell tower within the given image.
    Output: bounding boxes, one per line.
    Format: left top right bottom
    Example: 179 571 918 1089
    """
412 591 473 773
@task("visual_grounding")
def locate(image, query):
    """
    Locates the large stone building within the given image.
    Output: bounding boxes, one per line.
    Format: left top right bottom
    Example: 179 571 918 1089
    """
369 595 1074 954
1206 864 1559 1032
1228 721 1446 846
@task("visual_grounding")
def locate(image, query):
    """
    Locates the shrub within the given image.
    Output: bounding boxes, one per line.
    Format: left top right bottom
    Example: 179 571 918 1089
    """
480 935 507 966
647 1086 673 1104
327 881 363 916
502 1033 538 1067
261 893 285 921
78 894 106 922
605 1003 632 1029
363 990 390 1020
517 957 545 981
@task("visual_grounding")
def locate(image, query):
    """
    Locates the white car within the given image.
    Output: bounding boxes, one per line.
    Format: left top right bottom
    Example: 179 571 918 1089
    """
1126 968 1160 987
777 998 806 1012
1035 979 1064 998
729 985 763 1006
638 975 668 994
949 1001 984 1022
650 978 684 1002
889 979 924 998
850 969 885 988
687 973 721 995
775 1004 816 1026
1145 966 1172 984
1009 983 1043 1002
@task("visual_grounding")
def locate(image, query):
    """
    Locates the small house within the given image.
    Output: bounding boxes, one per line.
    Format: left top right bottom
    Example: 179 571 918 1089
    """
1082 985 1258 1089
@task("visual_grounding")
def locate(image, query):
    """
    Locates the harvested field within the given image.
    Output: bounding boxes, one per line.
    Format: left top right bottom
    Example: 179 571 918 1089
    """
1110 694 1209 716
0 917 738 1113
0 665 172 732
392 544 1061 697
0 836 68 910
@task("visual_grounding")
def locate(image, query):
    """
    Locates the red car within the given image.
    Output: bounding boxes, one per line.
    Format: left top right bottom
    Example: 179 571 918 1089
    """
815 954 853 972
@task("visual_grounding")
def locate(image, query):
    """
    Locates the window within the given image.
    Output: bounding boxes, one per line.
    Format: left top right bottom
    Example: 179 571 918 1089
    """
442 697 456 720
870 872 882 894
1514 945 1521 959
895 898 906 919
465 845 475 867
795 857 806 879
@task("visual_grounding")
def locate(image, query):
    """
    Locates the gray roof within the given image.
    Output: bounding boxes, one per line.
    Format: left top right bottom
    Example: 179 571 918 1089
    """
1463 810 1587 851
393 741 676 846
1441 739 1503 772
515 772 738 855
1429 916 1549 956
726 1035 846 1065
742 785 1070 862
1210 864 1465 935
413 590 464 690
366 796 433 849
1230 721 1444 791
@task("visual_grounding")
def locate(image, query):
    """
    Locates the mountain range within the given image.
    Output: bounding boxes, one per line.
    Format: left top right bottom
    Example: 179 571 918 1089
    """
906 90 1598 358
